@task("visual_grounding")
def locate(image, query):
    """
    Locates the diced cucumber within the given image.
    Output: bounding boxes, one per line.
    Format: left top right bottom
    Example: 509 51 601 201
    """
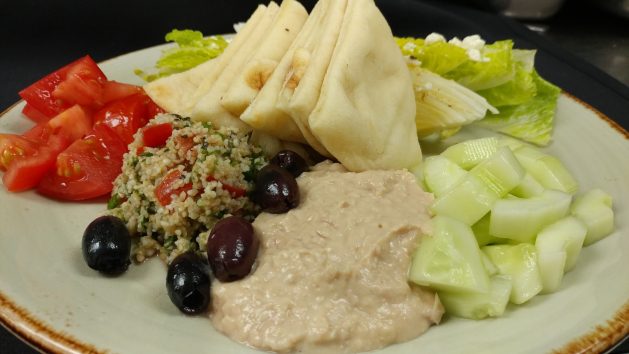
510 173 544 198
571 188 615 246
431 148 526 225
482 244 543 304
512 145 578 195
409 215 490 294
441 137 499 170
535 216 587 294
498 137 524 151
438 275 513 320
472 213 507 247
423 156 467 197
489 189 572 242
480 250 499 276
409 163 429 192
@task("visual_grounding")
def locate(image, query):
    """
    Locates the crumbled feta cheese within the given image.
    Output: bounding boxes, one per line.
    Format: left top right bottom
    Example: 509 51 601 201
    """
425 32 446 45
403 42 417 52
462 35 485 51
424 82 433 90
467 49 483 62
448 34 489 62
233 22 246 33
449 37 463 47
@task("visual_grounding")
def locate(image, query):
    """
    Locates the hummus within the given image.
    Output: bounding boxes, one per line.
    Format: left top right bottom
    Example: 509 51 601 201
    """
210 161 444 353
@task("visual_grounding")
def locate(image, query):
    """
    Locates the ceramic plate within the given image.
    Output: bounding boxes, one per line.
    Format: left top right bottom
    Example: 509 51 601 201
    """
1 41 628 354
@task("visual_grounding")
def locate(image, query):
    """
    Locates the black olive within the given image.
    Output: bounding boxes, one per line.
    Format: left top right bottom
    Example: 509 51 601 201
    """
270 150 308 178
255 164 300 214
82 216 131 274
166 251 211 315
207 216 259 282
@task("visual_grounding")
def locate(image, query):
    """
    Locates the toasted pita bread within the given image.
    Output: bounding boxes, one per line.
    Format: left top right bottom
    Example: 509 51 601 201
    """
239 0 329 144
276 0 348 157
308 0 422 172
176 4 269 116
189 2 280 131
220 0 308 118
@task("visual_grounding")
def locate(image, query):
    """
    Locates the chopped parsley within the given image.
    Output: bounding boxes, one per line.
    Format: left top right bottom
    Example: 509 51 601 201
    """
163 236 177 248
139 152 153 157
202 122 213 130
107 194 123 210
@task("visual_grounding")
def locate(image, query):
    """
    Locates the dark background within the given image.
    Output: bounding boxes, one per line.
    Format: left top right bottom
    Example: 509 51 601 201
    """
1 0 628 353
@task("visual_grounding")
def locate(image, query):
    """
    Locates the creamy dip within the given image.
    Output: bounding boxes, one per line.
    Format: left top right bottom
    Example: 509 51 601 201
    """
210 161 444 353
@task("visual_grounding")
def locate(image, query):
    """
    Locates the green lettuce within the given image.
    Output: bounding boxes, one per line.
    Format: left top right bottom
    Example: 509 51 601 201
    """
476 61 537 107
135 29 228 82
474 70 561 146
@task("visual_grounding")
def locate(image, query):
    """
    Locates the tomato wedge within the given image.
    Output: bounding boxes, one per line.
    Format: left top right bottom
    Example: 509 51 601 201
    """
98 81 143 105
22 104 50 124
47 104 93 144
51 57 107 107
37 123 126 200
142 123 173 148
19 56 106 118
94 94 149 147
154 169 193 206
147 99 166 121
22 121 54 141
0 135 68 191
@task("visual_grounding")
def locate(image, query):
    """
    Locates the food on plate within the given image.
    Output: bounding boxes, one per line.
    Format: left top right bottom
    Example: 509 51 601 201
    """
269 149 308 177
254 164 300 213
166 251 212 315
206 216 259 282
397 34 560 145
210 161 443 353
82 215 132 274
413 137 615 319
105 113 268 263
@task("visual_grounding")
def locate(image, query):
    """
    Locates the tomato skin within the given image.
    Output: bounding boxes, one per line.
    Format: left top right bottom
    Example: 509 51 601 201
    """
154 169 193 206
0 135 68 191
22 121 54 142
52 57 107 107
47 104 93 144
173 135 196 155
19 56 106 118
94 94 149 147
98 81 143 105
147 99 166 121
37 123 126 200
142 123 173 148
22 104 50 124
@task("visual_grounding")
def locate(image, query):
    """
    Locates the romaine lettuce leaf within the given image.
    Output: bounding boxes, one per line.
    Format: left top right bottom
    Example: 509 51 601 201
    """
135 30 228 82
396 37 470 75
474 70 561 146
476 61 537 107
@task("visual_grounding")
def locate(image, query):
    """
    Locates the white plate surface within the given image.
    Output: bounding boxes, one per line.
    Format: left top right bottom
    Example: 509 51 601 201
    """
0 42 628 354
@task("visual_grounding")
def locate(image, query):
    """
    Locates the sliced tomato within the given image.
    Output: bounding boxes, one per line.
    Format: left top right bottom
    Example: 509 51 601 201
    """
147 99 166 121
0 135 68 191
98 81 143 105
22 121 54 141
142 123 173 148
173 135 196 155
22 104 50 124
37 123 126 200
154 169 193 206
47 104 93 144
207 175 247 198
51 57 107 107
94 94 149 147
19 56 106 118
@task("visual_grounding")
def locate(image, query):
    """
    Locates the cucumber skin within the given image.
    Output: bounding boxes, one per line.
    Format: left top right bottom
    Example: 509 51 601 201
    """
431 147 526 226
571 188 615 246
482 244 543 305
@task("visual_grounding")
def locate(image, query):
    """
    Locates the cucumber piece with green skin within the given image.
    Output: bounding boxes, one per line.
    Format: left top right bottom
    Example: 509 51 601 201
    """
431 147 526 225
571 188 614 246
510 173 544 198
535 216 587 294
409 214 490 294
441 137 499 170
472 213 508 247
423 155 467 197
489 189 572 243
482 244 543 304
512 145 578 195
438 275 513 320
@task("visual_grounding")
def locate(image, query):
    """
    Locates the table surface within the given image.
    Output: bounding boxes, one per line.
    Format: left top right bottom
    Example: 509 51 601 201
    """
1 0 628 353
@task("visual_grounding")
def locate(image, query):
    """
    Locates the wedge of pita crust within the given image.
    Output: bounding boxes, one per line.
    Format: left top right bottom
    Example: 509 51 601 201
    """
239 0 329 144
143 58 216 114
308 0 422 172
220 0 308 118
176 4 269 116
276 0 348 157
189 2 280 131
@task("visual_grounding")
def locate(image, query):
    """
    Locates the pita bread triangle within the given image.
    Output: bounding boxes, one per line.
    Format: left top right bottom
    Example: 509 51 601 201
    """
308 0 422 172
239 0 329 144
220 0 308 118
